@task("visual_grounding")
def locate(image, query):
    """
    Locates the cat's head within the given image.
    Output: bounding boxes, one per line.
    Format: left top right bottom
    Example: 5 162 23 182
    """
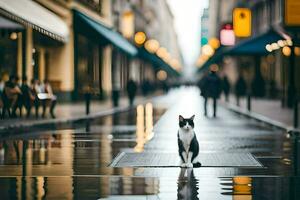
179 115 195 131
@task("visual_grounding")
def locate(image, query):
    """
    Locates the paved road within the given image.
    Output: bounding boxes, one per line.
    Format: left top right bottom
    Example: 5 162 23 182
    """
0 87 298 200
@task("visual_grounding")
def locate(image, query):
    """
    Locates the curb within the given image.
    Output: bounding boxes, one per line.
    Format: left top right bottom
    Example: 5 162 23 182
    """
222 102 295 133
0 96 158 135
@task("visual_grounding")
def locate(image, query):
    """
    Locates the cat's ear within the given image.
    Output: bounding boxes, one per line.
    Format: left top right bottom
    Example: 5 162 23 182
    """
190 115 195 121
179 115 184 122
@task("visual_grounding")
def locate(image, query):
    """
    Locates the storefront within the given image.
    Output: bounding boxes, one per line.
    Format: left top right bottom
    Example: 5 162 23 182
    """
73 10 137 100
0 0 71 99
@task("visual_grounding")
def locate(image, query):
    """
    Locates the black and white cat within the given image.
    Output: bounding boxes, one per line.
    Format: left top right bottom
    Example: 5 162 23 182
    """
178 115 201 168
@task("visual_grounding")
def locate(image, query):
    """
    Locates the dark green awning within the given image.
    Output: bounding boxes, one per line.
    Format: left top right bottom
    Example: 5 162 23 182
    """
227 29 285 55
198 29 287 73
74 10 137 56
138 47 180 77
197 46 228 73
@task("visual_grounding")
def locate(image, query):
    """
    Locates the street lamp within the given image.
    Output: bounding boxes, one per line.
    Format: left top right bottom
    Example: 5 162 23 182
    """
121 10 134 38
282 46 292 57
134 32 146 45
156 70 167 81
144 39 159 53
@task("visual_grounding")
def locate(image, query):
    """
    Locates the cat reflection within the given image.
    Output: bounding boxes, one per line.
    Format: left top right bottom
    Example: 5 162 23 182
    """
177 168 199 200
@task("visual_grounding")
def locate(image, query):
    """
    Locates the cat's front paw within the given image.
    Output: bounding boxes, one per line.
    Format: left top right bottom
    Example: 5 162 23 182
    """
186 163 193 168
181 163 187 168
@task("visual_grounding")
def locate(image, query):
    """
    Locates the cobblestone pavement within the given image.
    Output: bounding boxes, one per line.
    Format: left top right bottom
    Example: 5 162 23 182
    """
0 87 299 200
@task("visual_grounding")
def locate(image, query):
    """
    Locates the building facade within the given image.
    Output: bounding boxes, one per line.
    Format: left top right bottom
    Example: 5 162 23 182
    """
199 0 300 108
0 0 182 103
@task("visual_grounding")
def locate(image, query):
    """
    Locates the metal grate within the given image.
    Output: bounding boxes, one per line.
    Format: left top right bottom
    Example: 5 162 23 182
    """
109 152 263 168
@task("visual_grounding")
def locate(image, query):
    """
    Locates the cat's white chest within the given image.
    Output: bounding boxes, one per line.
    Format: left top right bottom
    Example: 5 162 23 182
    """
178 129 194 152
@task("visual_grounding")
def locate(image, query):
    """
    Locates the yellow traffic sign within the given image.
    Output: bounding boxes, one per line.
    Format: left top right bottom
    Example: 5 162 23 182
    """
233 8 251 37
285 0 300 26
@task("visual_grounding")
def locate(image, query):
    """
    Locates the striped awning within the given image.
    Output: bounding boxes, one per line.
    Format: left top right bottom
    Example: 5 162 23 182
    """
0 0 69 42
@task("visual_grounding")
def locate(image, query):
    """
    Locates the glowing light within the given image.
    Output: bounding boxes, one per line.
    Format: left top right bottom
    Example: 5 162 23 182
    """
265 44 272 52
144 39 160 53
170 59 180 70
162 52 171 63
271 43 279 50
145 103 153 141
220 29 235 46
134 104 145 152
277 40 285 47
282 46 291 56
134 32 146 45
208 38 220 49
295 47 300 56
202 44 215 57
287 39 293 46
156 70 167 81
233 177 252 185
121 11 134 38
156 47 168 58
10 32 17 40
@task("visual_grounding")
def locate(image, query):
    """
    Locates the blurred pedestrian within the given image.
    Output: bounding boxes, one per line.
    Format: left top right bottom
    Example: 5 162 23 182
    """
141 79 151 96
126 79 137 106
1 75 22 118
199 65 222 117
0 77 4 115
222 75 230 102
21 77 35 118
235 75 247 106
30 79 40 118
40 79 57 118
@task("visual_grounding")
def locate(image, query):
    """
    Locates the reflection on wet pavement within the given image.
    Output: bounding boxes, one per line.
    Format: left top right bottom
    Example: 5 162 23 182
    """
0 88 299 199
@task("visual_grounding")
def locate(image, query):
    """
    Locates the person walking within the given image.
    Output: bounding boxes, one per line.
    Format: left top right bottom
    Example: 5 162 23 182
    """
126 79 137 106
199 65 222 117
222 75 230 102
235 75 247 106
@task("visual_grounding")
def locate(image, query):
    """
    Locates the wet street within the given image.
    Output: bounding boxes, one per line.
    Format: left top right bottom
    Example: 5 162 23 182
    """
0 87 299 200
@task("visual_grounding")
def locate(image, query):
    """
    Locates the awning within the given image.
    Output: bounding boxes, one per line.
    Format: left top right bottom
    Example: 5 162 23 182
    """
0 0 69 42
197 46 228 73
227 29 286 55
198 29 289 73
74 10 137 57
0 16 23 29
138 47 180 77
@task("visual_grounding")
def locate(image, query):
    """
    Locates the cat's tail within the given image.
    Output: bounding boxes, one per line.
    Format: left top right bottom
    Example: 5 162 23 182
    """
193 162 202 168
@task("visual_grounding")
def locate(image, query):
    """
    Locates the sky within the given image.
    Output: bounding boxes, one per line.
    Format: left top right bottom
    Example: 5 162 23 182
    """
167 0 208 75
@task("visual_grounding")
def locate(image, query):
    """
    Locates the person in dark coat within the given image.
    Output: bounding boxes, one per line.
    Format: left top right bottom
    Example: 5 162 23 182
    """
126 79 137 106
235 75 247 106
1 75 22 118
141 79 151 96
198 65 222 117
21 77 35 118
222 75 230 102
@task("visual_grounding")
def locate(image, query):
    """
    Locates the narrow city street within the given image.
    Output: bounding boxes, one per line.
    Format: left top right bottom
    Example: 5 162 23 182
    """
0 87 298 200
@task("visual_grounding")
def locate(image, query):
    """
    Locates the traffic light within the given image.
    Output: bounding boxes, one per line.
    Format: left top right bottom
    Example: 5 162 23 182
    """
233 8 251 37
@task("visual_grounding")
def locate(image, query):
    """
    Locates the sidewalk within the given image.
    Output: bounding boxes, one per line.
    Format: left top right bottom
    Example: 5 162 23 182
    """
220 95 300 130
0 95 156 133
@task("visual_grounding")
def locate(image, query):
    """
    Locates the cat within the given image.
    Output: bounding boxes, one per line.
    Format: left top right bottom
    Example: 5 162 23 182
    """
178 115 201 168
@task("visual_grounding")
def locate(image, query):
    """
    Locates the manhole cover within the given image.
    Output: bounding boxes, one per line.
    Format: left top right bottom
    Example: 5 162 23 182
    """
109 152 262 168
